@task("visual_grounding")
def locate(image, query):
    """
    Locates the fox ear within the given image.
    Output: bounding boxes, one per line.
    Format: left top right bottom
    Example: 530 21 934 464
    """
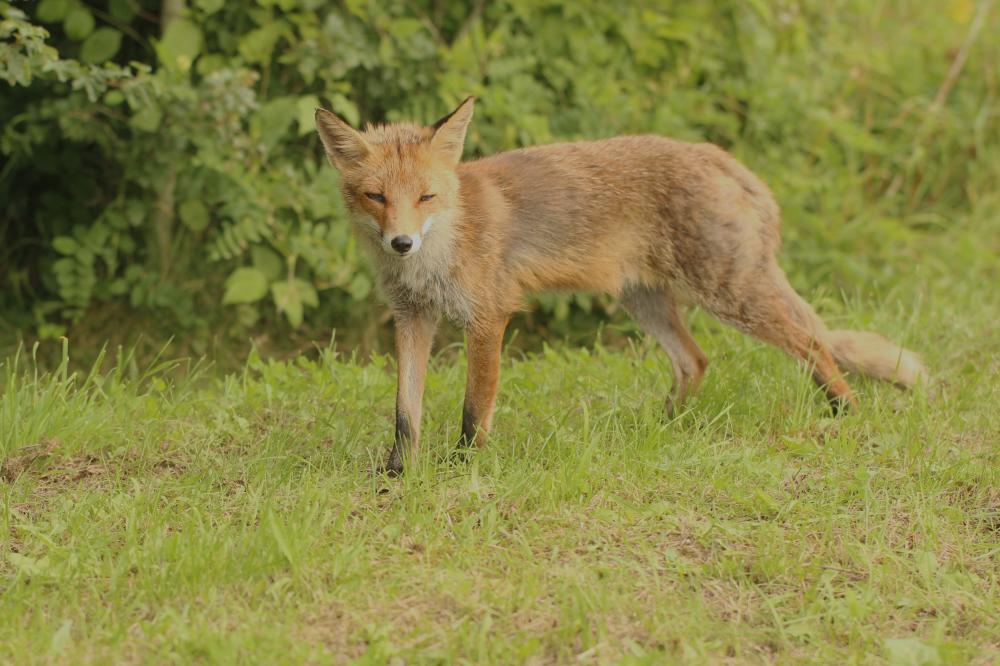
430 96 475 165
315 107 369 170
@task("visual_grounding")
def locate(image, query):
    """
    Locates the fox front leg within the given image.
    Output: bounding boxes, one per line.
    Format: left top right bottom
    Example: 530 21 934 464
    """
455 317 509 454
383 309 438 475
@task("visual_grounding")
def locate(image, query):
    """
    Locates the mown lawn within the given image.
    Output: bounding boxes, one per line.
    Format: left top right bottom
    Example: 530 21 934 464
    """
1 213 998 664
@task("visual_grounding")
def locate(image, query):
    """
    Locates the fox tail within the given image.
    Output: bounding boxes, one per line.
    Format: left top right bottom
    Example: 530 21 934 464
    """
783 288 927 388
826 329 926 388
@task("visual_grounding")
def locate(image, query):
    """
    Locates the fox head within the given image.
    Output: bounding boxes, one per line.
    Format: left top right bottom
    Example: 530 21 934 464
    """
315 97 474 258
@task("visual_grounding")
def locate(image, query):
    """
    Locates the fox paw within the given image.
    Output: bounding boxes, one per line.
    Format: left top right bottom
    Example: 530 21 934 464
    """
376 449 404 477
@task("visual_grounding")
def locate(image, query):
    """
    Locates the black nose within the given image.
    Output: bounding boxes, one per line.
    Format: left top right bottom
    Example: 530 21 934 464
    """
390 235 413 254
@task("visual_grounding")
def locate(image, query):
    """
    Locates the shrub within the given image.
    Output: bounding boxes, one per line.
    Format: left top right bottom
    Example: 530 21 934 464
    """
1 0 997 358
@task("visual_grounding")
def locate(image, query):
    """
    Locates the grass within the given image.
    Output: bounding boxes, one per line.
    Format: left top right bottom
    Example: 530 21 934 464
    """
1 209 998 664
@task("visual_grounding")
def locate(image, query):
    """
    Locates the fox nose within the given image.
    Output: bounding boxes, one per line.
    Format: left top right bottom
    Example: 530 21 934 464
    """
390 235 414 254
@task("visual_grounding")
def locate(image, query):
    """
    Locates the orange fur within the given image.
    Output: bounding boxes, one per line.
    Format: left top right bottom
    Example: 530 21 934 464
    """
315 98 927 474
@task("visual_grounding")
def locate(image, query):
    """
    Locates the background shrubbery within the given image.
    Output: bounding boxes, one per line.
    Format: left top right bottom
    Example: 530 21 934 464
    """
2 0 998 366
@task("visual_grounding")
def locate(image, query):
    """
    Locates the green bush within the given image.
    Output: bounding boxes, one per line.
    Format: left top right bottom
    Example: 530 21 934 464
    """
1 0 997 359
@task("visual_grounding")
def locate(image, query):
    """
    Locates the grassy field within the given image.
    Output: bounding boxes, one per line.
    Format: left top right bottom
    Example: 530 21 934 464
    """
2 208 999 664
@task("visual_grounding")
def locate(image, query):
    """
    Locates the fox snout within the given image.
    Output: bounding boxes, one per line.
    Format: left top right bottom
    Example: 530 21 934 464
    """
389 234 416 255
381 229 422 256
379 216 436 257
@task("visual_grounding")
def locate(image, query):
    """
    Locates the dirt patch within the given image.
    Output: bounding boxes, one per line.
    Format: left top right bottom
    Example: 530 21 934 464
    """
298 595 468 663
6 442 192 522
1 437 60 482
41 453 109 484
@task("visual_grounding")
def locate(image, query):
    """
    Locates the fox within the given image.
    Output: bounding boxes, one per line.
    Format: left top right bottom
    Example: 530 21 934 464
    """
314 97 926 475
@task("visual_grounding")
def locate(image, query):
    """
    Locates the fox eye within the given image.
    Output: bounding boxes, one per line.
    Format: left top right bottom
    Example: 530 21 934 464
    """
419 194 435 202
364 192 386 203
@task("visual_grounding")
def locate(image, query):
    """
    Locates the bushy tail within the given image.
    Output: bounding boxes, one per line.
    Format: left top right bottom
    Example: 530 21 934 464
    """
779 283 927 388
826 330 927 388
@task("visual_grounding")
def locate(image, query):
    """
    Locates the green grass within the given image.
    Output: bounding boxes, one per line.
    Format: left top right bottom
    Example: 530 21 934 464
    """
2 212 998 664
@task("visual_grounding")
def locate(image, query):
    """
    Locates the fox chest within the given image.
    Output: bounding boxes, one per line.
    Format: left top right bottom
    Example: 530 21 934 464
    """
379 260 473 326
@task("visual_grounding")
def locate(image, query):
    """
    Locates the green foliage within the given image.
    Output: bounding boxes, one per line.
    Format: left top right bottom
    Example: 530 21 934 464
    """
223 267 269 305
1 0 998 355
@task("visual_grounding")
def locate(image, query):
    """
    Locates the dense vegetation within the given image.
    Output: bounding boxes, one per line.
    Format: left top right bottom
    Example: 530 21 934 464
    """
2 0 998 366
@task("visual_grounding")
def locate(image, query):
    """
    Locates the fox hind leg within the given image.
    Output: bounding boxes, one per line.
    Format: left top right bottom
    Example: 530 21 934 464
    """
697 265 856 413
621 285 708 417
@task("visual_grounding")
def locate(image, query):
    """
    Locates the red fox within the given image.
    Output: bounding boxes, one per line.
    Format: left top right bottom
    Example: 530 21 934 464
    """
315 97 926 475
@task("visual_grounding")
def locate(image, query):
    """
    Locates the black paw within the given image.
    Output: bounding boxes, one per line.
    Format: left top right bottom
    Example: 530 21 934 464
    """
827 394 852 416
376 448 404 477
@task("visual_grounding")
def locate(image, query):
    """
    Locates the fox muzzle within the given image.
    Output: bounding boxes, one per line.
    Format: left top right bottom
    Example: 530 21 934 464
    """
381 216 436 257
390 235 415 255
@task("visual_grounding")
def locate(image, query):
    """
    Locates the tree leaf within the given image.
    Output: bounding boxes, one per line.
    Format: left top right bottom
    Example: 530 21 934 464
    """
108 0 135 22
271 278 316 328
296 94 320 136
63 7 95 40
271 280 302 327
328 93 359 127
223 267 269 304
36 0 71 23
251 245 283 281
52 236 79 255
299 280 318 307
238 21 288 64
196 0 226 16
253 96 297 149
129 104 162 132
80 28 122 64
179 200 210 232
348 274 371 300
158 19 203 70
